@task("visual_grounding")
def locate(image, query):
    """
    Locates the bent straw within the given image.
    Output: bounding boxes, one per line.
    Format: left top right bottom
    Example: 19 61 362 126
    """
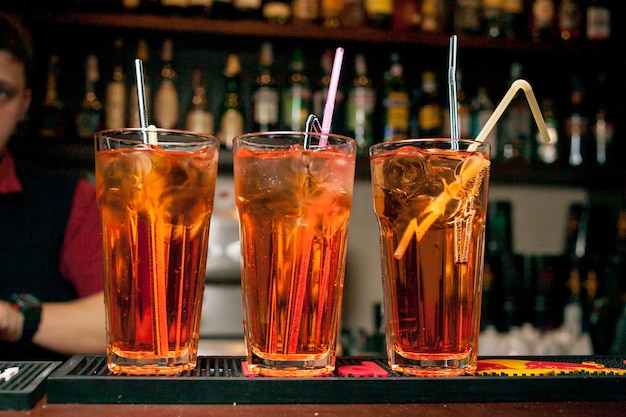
394 153 489 259
448 35 459 140
319 47 345 147
475 79 551 145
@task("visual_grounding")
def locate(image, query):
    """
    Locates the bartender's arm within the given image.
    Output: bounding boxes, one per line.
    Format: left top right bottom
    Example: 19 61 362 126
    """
0 293 106 354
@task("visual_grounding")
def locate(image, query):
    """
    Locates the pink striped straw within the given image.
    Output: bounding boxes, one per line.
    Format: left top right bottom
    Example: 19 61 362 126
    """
319 47 345 147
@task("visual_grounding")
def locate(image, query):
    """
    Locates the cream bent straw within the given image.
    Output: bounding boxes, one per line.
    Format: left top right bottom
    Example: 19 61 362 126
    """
474 79 551 145
319 47 345 147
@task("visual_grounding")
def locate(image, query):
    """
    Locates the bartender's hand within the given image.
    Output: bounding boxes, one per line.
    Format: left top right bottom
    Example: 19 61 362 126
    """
0 300 23 342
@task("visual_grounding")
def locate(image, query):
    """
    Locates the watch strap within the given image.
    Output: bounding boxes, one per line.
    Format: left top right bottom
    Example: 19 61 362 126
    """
10 293 42 344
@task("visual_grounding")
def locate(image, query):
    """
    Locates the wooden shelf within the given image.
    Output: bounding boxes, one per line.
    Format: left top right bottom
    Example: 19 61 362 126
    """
29 12 614 54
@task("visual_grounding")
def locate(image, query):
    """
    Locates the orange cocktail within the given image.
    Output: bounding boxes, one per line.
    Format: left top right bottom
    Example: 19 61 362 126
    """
370 139 490 376
95 128 219 375
233 132 356 377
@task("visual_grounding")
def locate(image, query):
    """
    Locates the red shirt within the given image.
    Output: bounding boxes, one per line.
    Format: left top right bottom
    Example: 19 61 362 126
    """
0 151 103 297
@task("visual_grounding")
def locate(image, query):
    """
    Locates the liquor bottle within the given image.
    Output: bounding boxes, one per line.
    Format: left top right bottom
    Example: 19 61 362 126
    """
364 0 392 29
251 42 280 132
122 0 141 11
313 49 345 131
482 0 504 38
499 63 532 162
590 209 626 354
321 0 344 27
233 0 262 19
564 75 589 167
262 0 292 23
185 69 214 134
392 0 420 30
563 202 588 329
536 98 558 164
453 0 482 35
104 39 127 130
443 69 471 139
128 38 150 128
346 53 376 155
558 0 582 41
281 48 311 131
38 54 65 139
153 39 179 129
75 54 102 140
340 0 366 28
586 0 611 41
413 71 443 137
484 201 516 331
420 0 445 32
530 0 556 40
471 87 496 158
381 53 409 142
501 0 524 38
591 73 614 166
218 54 245 148
292 0 319 23
187 0 213 15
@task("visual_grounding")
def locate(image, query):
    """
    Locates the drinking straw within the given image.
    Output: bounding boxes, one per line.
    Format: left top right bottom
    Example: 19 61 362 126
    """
319 47 345 147
284 48 344 353
304 114 321 149
394 153 489 259
134 58 158 145
134 58 167 355
448 35 459 140
475 79 551 145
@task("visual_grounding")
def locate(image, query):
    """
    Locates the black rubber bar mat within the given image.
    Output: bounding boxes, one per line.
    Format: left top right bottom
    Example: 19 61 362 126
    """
0 361 61 410
46 355 626 404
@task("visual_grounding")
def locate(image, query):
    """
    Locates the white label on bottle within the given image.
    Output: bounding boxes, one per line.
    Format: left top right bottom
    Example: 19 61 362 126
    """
586 7 610 40
219 109 244 148
347 87 375 129
105 81 127 129
154 80 179 129
186 110 214 134
253 87 279 125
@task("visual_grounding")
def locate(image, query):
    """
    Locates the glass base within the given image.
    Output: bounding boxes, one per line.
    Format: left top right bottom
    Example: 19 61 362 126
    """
107 350 197 375
246 352 335 377
389 353 477 377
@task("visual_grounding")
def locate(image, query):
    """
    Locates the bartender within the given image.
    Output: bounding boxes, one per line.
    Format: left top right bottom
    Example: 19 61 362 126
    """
0 12 106 360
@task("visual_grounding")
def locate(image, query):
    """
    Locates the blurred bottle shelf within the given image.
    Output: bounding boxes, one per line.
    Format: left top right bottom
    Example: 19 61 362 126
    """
29 12 617 54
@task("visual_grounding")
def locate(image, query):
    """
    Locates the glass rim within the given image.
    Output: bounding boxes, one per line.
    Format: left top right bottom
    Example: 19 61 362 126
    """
232 130 356 149
369 138 490 155
94 127 220 147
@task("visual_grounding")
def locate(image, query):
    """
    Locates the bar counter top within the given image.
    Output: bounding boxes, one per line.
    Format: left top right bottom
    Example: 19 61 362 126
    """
1 398 624 416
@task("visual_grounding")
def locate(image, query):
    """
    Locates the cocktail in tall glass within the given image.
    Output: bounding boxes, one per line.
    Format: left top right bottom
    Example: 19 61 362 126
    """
370 138 490 376
233 131 356 377
95 128 219 375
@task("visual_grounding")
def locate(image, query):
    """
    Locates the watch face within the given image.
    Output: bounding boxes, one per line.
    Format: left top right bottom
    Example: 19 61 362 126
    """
12 293 42 310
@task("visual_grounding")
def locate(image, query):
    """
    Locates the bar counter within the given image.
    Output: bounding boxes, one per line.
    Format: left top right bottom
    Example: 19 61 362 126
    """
1 399 625 416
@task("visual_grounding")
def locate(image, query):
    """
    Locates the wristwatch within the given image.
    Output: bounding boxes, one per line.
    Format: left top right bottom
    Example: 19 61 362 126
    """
10 293 42 343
